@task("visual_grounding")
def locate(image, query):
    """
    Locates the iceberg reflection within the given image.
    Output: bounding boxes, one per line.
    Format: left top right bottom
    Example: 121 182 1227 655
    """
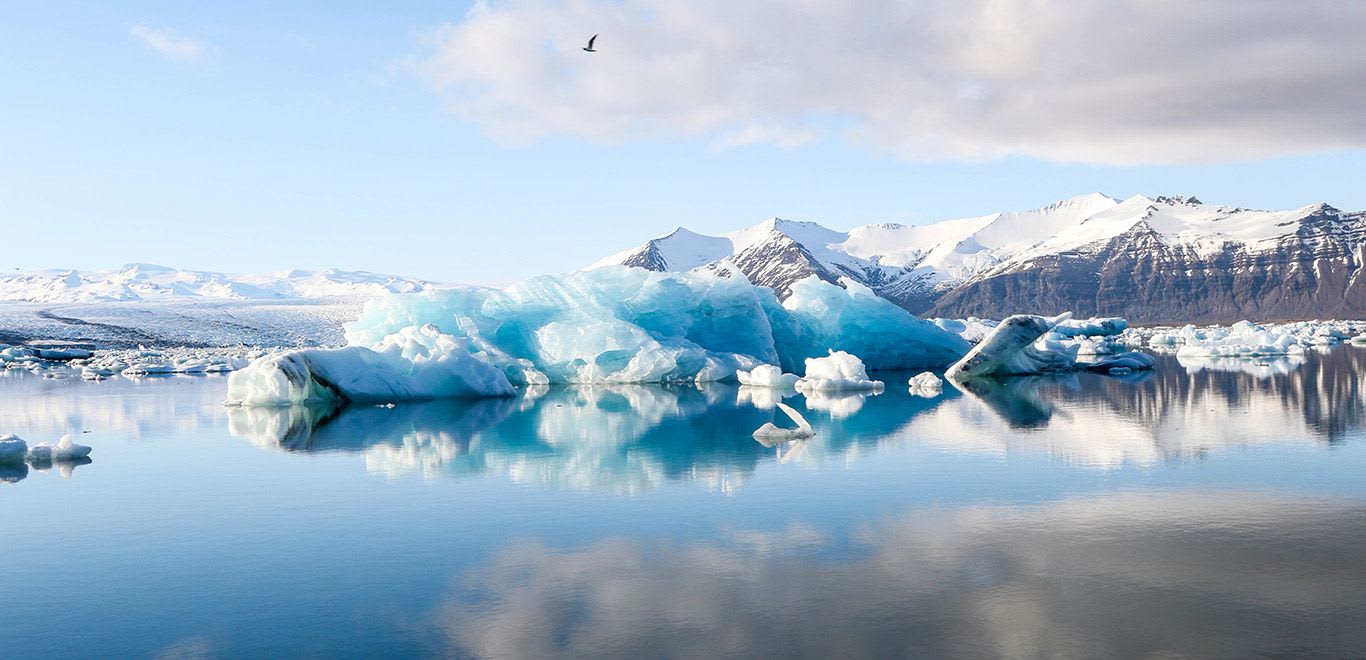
205 347 1366 485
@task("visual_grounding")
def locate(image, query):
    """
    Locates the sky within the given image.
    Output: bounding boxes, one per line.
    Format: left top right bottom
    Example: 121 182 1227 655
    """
3 0 1366 283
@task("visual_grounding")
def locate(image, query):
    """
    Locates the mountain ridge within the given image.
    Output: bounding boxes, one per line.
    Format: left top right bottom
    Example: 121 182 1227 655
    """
589 194 1366 323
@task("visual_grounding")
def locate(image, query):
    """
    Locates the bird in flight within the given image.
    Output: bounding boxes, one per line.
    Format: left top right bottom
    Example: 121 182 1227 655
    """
583 34 597 52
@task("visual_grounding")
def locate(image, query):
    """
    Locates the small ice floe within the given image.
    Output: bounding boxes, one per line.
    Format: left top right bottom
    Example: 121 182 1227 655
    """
25 435 93 462
946 313 1078 380
795 350 884 392
907 371 943 397
0 434 29 463
34 347 94 361
735 364 800 389
81 367 114 380
752 402 814 441
1084 351 1157 374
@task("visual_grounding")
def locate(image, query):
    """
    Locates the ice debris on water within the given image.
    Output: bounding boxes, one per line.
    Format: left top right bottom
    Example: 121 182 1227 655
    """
907 371 943 397
26 435 93 462
229 268 968 405
946 313 1154 380
736 364 800 389
1134 320 1362 356
0 435 28 463
0 434 92 465
752 402 814 441
795 350 884 393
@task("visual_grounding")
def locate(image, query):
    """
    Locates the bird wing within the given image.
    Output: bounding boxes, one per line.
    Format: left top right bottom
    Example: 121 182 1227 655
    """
587 34 597 48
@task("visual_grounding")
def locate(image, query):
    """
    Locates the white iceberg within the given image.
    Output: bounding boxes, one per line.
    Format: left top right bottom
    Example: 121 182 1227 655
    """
795 350 884 392
752 402 814 440
736 364 800 388
26 435 92 462
1051 317 1128 338
0 434 29 463
225 324 516 406
907 371 944 397
1173 321 1307 358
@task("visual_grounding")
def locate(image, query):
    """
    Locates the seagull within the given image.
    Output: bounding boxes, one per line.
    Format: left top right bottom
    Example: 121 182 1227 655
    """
583 34 597 52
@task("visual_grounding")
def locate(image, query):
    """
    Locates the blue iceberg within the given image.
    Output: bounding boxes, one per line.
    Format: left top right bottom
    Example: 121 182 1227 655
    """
229 268 971 405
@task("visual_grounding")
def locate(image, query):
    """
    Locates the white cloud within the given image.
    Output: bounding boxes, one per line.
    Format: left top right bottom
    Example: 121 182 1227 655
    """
130 24 204 62
417 0 1366 164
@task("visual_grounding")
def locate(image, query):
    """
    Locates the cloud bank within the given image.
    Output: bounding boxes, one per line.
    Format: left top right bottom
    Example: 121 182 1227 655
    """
419 0 1366 164
130 24 204 61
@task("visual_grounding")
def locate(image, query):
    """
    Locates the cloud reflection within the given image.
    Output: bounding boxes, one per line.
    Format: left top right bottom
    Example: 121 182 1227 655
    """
428 492 1366 659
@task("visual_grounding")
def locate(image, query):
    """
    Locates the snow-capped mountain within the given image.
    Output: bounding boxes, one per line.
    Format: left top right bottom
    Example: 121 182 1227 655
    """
589 194 1366 323
0 263 438 303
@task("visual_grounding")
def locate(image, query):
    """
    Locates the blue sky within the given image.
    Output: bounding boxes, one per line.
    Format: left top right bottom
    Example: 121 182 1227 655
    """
3 0 1365 283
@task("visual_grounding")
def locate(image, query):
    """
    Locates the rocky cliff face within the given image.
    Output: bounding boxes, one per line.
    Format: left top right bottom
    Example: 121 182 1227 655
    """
931 206 1366 322
591 196 1366 323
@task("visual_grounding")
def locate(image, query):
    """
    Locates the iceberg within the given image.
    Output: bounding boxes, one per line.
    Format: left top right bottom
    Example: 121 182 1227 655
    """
230 268 969 405
736 364 800 389
795 350 884 392
1051 317 1128 338
0 434 28 463
907 371 944 397
946 313 1155 380
946 314 1078 379
26 435 92 462
225 324 516 406
752 402 814 441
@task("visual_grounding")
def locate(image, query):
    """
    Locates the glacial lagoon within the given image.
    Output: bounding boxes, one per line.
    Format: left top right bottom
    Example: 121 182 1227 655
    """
3 349 1366 657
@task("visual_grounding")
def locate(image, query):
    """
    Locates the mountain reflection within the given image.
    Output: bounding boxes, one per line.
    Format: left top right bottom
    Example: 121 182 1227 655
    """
426 492 1366 659
218 348 1366 489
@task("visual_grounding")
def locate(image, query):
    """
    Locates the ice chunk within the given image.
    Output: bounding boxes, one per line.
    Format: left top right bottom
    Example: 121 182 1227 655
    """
1173 321 1307 358
34 347 94 360
0 434 29 463
907 371 943 397
26 435 92 462
225 324 516 406
1085 351 1156 373
751 402 814 440
945 313 1078 379
1051 317 1128 338
795 350 884 392
736 364 799 388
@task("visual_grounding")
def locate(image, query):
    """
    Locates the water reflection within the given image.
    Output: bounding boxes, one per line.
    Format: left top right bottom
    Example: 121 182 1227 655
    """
429 492 1366 659
212 348 1366 488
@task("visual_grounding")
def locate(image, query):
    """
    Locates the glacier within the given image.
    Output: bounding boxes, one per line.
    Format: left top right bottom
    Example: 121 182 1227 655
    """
228 268 970 405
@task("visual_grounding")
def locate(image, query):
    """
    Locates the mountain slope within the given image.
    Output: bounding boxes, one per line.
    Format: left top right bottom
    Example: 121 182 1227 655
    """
590 195 1366 322
0 264 437 303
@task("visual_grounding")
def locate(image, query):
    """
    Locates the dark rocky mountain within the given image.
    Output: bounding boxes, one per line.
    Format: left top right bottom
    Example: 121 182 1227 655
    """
589 195 1366 323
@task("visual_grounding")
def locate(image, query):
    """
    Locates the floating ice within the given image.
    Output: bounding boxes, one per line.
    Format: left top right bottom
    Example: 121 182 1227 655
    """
1051 317 1128 338
948 314 1157 380
0 434 29 463
795 350 884 392
224 324 516 406
1172 321 1308 358
1085 351 1157 373
227 268 969 405
736 364 799 389
26 435 92 462
946 314 1078 379
751 402 814 440
907 371 944 397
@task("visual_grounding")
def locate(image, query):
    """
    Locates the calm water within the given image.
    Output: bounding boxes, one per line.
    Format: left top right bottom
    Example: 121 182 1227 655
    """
3 349 1366 658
